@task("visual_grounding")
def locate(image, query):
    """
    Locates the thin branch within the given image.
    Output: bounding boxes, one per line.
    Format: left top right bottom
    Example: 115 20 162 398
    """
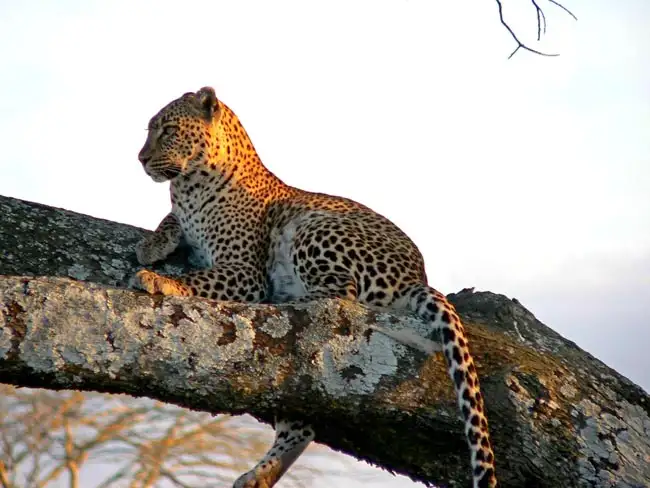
495 0 577 58
495 0 558 58
63 417 79 488
159 470 194 488
548 0 578 20
532 0 547 40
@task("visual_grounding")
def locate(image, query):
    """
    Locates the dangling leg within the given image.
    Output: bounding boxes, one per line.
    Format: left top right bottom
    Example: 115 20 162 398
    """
233 420 315 488
235 274 356 488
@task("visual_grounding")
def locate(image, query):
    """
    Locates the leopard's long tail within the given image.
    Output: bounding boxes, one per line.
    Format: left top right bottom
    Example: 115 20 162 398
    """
384 284 497 488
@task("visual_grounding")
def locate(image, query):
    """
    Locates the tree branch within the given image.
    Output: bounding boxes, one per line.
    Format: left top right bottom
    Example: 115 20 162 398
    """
1 194 649 487
495 0 577 59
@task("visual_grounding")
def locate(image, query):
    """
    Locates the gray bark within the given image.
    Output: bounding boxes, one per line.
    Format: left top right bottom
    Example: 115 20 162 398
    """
0 194 648 488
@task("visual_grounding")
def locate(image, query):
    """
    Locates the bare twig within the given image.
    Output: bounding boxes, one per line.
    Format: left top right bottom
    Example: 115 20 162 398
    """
63 418 78 488
531 0 547 40
495 0 577 58
0 385 327 488
548 0 578 20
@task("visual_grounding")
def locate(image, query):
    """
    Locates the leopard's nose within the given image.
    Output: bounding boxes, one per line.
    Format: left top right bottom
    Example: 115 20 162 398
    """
138 148 151 165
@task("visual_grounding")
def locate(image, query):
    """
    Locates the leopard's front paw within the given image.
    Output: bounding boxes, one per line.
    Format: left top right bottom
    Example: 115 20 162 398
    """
135 238 158 265
134 269 163 294
134 270 192 297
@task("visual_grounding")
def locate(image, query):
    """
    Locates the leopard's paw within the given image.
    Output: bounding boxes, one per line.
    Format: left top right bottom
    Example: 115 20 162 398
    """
134 269 162 294
135 238 158 265
134 270 192 297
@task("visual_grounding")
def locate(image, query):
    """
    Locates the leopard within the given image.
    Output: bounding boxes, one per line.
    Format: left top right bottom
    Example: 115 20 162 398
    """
134 86 497 488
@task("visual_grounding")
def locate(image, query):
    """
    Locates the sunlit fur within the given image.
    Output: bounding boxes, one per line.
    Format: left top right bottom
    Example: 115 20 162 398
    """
135 87 498 488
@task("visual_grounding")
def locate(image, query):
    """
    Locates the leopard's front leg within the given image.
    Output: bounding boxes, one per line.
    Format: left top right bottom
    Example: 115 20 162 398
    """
135 261 267 302
135 213 183 265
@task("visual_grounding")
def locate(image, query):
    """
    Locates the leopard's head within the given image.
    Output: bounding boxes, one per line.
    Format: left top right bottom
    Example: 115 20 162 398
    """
138 87 223 182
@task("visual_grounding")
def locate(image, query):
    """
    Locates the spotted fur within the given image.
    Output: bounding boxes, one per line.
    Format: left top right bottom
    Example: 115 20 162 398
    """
135 87 497 488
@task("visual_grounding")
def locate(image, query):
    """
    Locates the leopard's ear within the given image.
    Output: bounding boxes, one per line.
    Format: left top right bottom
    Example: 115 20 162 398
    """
195 86 219 120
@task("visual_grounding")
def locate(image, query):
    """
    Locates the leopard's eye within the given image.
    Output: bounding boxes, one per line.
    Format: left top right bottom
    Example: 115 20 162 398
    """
161 125 178 137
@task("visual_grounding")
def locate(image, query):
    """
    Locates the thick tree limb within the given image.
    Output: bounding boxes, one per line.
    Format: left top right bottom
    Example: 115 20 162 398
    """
0 194 649 487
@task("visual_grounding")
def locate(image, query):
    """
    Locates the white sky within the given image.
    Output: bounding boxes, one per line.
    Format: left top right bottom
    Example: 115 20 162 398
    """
0 1 648 487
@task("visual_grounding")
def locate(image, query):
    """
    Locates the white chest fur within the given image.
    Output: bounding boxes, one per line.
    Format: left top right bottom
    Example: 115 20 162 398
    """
173 206 213 269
